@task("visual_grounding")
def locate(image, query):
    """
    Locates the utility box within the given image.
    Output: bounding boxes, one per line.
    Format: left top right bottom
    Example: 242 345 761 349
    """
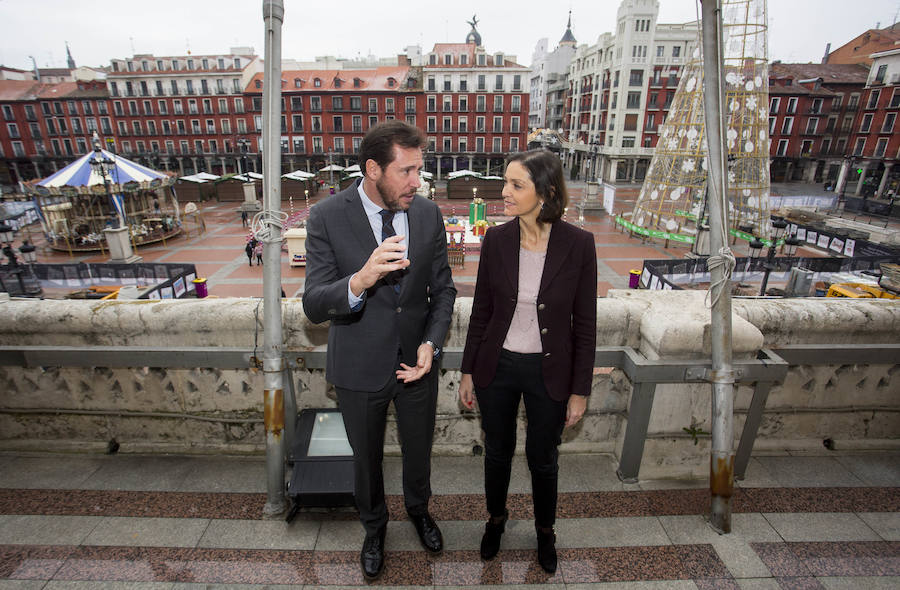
284 227 307 267
785 267 814 297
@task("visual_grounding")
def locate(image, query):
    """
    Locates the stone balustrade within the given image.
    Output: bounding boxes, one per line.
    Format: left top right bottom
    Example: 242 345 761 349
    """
0 291 897 479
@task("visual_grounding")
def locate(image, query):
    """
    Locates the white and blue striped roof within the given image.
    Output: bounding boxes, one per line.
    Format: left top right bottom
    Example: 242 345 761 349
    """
37 148 170 190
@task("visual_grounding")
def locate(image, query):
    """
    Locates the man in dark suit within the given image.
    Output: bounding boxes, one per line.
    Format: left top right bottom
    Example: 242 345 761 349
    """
302 121 456 580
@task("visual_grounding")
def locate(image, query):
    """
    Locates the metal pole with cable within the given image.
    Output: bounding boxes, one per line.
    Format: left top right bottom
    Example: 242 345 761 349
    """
700 0 736 533
260 0 287 517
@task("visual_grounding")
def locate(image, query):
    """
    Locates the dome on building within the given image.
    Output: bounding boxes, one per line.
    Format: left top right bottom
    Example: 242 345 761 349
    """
559 11 576 46
466 14 482 46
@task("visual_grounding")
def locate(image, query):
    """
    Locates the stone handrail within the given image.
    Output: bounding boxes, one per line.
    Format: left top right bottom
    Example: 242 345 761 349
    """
0 291 897 479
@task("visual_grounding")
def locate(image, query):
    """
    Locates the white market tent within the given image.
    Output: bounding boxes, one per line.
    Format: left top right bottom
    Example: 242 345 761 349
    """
179 172 220 183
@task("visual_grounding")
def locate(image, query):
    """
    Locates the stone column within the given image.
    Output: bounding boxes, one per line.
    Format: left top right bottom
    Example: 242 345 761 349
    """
805 160 818 183
877 163 894 197
854 162 869 196
835 158 850 194
241 182 261 212
178 159 185 177
103 226 142 264
607 159 618 183
452 157 458 172
435 156 442 181
468 155 474 170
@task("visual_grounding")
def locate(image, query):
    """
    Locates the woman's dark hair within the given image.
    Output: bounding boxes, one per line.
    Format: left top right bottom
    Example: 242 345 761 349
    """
505 149 568 223
359 120 426 176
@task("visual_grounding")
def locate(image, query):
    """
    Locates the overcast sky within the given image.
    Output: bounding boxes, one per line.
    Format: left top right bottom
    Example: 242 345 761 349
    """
1 0 898 71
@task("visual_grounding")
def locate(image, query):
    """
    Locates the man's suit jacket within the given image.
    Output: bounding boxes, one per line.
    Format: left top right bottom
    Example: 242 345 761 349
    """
461 217 597 401
302 180 457 392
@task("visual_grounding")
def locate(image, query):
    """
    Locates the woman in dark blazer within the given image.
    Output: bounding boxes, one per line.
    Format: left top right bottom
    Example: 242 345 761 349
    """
459 149 597 573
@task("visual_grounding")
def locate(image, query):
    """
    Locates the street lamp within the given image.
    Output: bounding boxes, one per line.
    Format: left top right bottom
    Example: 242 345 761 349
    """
748 218 789 296
237 138 250 175
588 134 601 182
0 222 42 297
89 134 118 227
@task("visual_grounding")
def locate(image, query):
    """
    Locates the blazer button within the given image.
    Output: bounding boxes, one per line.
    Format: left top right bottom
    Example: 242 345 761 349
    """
538 303 546 310
396 306 403 313
328 308 337 315
540 327 548 335
544 352 551 358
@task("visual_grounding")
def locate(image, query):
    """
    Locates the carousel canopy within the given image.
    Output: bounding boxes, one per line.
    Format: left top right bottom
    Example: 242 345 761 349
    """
36 148 171 191
179 172 220 183
319 164 345 172
344 164 361 173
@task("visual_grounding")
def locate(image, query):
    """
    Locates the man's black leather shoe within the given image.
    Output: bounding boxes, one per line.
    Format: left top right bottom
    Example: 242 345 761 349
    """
360 526 386 580
409 511 443 553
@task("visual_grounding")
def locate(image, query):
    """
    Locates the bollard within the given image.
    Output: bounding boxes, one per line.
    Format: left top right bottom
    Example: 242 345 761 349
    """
629 269 641 288
192 278 208 298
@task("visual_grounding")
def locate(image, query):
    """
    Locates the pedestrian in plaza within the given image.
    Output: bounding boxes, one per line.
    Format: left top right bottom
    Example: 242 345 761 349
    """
458 149 597 574
241 209 248 228
254 241 263 266
244 241 254 266
302 121 456 581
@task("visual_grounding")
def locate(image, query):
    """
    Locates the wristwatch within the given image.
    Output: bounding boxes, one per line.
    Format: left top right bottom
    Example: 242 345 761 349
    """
424 340 441 359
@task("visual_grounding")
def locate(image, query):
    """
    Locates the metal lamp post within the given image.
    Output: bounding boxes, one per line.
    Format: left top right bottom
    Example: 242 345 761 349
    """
749 219 788 296
89 138 118 227
589 135 601 181
237 138 250 175
0 222 41 297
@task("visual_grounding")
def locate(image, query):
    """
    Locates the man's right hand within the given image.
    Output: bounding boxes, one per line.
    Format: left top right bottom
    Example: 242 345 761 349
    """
349 235 410 296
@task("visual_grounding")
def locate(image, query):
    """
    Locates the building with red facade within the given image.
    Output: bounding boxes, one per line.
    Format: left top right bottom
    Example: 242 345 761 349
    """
104 49 261 177
767 63 869 185
1 24 529 188
826 26 900 67
421 35 529 178
840 48 900 197
0 79 111 184
243 64 419 175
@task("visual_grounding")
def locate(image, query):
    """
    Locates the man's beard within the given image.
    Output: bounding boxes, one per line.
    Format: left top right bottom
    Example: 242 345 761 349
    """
376 176 412 212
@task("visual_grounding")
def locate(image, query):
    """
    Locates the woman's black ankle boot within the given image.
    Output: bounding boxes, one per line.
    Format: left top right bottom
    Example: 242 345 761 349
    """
536 525 557 573
480 511 508 559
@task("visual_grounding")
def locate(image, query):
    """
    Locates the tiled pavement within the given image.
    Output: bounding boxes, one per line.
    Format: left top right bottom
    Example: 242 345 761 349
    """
0 451 897 588
23 180 896 299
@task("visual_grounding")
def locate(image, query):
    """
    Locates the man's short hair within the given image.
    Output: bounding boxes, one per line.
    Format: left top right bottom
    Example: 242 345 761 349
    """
358 120 426 176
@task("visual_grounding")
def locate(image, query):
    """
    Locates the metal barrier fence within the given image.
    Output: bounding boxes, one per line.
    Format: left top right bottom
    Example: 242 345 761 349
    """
640 255 898 291
1 262 198 299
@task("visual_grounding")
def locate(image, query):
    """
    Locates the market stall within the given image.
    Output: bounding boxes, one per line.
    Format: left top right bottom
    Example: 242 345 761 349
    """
446 170 504 199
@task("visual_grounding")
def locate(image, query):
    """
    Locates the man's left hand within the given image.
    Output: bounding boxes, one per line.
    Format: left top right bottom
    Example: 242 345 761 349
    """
396 343 434 383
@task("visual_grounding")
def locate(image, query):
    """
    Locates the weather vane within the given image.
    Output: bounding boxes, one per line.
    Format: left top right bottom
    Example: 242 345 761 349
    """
467 14 479 29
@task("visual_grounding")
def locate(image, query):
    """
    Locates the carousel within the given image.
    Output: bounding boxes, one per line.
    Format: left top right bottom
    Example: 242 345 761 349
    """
29 133 180 253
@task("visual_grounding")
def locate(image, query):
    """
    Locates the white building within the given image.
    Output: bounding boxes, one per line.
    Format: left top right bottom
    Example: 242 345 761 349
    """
529 12 578 130
564 0 698 182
